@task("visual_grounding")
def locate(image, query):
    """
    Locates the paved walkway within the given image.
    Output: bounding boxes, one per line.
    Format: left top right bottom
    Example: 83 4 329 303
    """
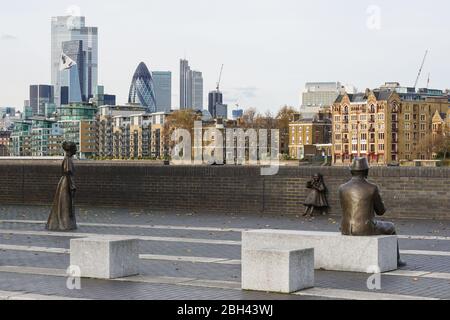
0 205 449 300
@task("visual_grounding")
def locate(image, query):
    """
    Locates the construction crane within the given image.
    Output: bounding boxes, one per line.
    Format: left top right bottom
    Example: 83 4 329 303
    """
216 64 224 91
414 50 428 89
426 73 431 89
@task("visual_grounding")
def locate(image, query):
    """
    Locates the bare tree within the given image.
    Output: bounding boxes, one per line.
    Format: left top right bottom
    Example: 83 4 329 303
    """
163 110 202 155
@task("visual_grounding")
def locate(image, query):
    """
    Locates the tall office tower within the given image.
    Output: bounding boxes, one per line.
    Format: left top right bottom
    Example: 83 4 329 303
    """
51 16 98 107
30 85 54 116
128 62 157 113
153 71 172 113
61 40 83 103
208 90 223 118
180 59 203 110
191 71 203 110
180 59 192 109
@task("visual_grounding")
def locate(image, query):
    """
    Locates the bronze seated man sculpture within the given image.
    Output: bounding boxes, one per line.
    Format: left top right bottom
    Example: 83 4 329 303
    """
339 157 406 267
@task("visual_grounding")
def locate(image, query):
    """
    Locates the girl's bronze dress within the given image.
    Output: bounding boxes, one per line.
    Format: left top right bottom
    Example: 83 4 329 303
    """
46 156 77 231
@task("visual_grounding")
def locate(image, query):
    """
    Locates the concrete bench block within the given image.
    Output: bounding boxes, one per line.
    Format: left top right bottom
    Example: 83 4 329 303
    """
70 237 139 279
242 248 314 293
242 230 398 273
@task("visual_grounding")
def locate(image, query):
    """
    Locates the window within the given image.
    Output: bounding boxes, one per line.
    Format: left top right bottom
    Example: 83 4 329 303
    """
361 124 367 130
352 144 358 152
360 115 367 121
334 116 341 122
361 144 367 152
361 133 367 141
351 115 358 121
378 114 385 121
405 123 410 131
335 145 342 151
335 134 341 140
405 133 410 141
405 114 410 121
378 144 385 151
420 114 426 121
406 144 410 151
420 123 426 131
378 133 385 140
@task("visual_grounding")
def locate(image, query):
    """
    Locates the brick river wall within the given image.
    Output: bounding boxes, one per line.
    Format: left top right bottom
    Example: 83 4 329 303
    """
0 160 449 219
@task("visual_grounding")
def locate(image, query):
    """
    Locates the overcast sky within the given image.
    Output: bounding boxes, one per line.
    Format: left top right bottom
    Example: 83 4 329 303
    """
1 0 449 113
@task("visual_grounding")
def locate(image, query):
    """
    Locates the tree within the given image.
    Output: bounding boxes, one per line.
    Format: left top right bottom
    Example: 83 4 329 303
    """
415 132 450 160
163 110 202 156
276 106 298 155
240 108 257 128
276 105 298 130
433 134 450 160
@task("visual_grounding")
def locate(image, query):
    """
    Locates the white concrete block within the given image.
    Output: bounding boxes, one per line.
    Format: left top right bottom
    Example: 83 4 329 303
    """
242 248 314 293
242 230 397 273
70 237 139 279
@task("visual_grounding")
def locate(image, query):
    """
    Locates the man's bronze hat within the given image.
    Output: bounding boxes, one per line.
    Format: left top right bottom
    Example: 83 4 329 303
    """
350 157 370 172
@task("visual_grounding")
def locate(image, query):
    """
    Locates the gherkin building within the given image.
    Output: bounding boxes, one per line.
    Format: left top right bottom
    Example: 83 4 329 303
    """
128 62 157 113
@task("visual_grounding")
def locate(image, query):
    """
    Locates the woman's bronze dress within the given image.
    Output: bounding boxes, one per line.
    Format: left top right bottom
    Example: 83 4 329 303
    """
304 180 329 208
46 156 77 231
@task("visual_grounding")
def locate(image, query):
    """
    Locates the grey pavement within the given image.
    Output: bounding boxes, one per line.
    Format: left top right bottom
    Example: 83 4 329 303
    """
0 205 449 300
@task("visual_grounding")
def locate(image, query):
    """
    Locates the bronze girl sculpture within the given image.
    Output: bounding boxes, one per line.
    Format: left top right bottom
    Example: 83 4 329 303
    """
46 141 78 231
303 173 329 217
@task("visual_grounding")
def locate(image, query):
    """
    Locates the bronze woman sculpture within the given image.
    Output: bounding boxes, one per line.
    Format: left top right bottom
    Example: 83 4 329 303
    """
46 141 78 231
303 173 329 217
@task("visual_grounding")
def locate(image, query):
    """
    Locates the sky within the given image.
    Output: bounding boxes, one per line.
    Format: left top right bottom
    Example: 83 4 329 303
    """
0 0 449 113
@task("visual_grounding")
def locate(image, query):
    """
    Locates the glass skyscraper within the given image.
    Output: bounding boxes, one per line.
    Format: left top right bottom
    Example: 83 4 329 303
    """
61 40 84 103
30 85 54 116
179 59 203 110
208 90 223 118
153 71 172 113
128 62 157 113
191 71 203 110
51 16 98 107
180 59 191 109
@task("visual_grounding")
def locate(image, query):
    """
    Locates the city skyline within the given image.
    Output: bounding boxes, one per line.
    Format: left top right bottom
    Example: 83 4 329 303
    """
1 0 450 113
